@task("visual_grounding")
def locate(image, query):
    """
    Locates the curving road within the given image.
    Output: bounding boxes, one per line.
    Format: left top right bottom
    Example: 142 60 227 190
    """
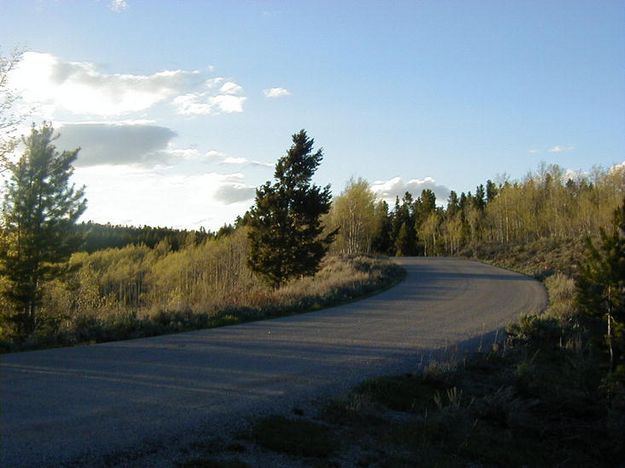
0 258 546 466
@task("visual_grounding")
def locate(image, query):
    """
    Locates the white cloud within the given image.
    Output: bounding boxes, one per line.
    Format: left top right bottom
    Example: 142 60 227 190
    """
547 145 575 153
74 166 256 229
528 149 539 154
222 156 248 165
219 81 243 95
172 78 246 115
371 176 451 203
110 0 128 12
8 52 245 118
172 93 246 115
263 87 291 98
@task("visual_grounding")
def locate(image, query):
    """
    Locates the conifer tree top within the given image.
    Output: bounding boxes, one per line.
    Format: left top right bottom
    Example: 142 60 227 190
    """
274 130 323 187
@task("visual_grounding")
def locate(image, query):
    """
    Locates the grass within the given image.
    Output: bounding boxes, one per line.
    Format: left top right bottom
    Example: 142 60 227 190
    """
462 237 584 280
177 341 621 467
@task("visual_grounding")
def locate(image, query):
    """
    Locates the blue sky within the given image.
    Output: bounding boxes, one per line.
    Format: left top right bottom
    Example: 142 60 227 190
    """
1 0 623 229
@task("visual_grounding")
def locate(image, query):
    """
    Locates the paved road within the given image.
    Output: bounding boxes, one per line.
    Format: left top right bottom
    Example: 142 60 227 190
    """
0 258 546 466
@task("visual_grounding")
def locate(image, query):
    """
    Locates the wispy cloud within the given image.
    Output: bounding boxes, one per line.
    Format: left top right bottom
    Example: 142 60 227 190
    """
548 145 575 153
263 87 291 98
222 156 248 165
110 0 128 12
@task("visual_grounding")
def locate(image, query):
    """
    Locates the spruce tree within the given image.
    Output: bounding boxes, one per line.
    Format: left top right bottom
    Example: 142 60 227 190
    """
395 222 411 256
577 198 625 374
247 130 334 288
0 123 86 336
371 200 393 254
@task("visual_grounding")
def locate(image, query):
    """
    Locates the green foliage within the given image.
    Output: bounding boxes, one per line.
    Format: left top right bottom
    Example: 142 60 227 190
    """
247 130 334 288
0 123 86 337
577 198 625 374
1 232 402 350
308 348 621 466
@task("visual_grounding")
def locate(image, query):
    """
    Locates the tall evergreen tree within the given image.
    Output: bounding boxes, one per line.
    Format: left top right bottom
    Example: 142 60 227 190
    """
577 198 625 374
395 222 412 257
371 200 393 254
486 179 498 204
474 184 486 211
247 130 334 288
0 123 86 336
447 190 460 218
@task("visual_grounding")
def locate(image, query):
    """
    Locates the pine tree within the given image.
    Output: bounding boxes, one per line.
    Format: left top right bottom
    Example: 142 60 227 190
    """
247 130 334 288
371 200 393 254
577 198 625 374
395 222 412 256
0 123 86 336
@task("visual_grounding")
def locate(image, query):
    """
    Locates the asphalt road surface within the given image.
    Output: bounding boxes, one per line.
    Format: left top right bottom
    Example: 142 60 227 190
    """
0 258 546 466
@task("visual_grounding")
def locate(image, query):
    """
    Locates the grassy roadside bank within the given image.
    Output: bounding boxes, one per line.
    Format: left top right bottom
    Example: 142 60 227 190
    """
1 255 405 353
179 347 621 467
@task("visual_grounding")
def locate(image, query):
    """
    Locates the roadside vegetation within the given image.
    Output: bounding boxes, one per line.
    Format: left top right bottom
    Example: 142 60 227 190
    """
0 243 402 351
0 127 403 351
174 175 625 466
175 207 625 466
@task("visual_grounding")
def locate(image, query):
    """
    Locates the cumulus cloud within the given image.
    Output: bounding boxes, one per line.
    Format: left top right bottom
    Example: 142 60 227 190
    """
172 77 246 115
371 176 451 203
548 145 575 153
110 0 128 12
263 87 291 98
8 52 245 117
57 122 177 166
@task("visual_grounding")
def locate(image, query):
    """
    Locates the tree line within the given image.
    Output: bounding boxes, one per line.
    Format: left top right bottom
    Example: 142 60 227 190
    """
327 166 624 258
